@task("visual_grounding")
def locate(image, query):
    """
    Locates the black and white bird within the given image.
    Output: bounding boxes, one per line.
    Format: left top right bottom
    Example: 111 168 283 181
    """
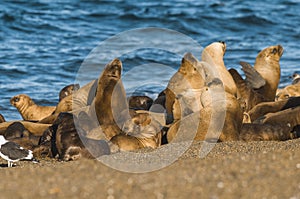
0 135 38 167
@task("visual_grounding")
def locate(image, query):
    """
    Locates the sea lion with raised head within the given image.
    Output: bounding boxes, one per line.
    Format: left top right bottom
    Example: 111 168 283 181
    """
201 41 237 96
10 94 56 121
93 58 129 140
253 45 283 101
165 52 205 124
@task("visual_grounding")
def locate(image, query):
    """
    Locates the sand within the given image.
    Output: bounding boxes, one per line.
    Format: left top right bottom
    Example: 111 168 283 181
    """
1 139 300 199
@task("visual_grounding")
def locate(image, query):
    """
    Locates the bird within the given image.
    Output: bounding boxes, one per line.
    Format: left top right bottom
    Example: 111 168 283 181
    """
0 135 39 167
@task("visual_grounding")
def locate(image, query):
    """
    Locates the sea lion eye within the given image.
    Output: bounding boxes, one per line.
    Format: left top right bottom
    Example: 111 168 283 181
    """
272 48 278 54
14 97 20 102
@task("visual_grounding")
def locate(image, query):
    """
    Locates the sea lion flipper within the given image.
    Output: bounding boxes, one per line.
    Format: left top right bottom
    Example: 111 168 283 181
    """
240 61 266 89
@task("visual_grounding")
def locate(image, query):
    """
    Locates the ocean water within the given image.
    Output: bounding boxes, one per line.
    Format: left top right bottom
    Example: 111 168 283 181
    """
0 0 299 121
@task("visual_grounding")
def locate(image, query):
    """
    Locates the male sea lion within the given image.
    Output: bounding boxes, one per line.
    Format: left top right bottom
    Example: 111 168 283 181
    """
110 112 162 151
165 52 205 124
10 94 56 121
201 41 237 96
59 83 80 101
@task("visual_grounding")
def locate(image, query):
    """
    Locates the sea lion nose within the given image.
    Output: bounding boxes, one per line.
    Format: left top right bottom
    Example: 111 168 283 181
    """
218 41 226 45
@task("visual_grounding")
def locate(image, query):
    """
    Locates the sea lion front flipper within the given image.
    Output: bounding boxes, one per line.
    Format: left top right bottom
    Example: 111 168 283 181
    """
240 61 266 89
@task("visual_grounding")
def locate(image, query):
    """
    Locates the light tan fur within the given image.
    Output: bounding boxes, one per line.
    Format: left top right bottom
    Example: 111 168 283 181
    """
10 94 56 121
201 41 237 96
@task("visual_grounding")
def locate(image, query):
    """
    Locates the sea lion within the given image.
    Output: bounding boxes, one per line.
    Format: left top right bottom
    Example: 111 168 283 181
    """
0 121 50 136
201 41 237 96
254 106 300 129
165 52 205 124
93 58 129 140
248 97 300 122
59 83 80 101
275 84 300 101
4 122 29 140
167 78 242 143
239 123 294 141
38 112 110 160
39 94 74 124
128 96 153 110
110 112 162 151
253 45 283 101
292 72 300 85
10 94 56 121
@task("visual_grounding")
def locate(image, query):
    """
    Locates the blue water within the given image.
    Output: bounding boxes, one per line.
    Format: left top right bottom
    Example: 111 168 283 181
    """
0 0 300 121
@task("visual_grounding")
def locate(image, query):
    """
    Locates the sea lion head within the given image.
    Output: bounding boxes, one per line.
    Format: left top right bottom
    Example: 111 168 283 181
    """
59 84 80 101
179 52 200 75
202 41 226 58
256 45 283 62
10 94 35 109
103 58 122 80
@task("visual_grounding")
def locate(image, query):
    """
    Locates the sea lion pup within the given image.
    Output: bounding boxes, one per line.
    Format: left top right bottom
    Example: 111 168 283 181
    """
55 113 110 161
239 123 294 141
165 52 206 124
201 41 237 96
93 58 129 140
10 94 56 121
4 122 29 140
253 45 283 101
291 73 300 85
128 96 153 110
59 83 80 101
275 83 300 101
110 112 162 151
167 78 242 143
248 96 300 121
0 114 5 123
